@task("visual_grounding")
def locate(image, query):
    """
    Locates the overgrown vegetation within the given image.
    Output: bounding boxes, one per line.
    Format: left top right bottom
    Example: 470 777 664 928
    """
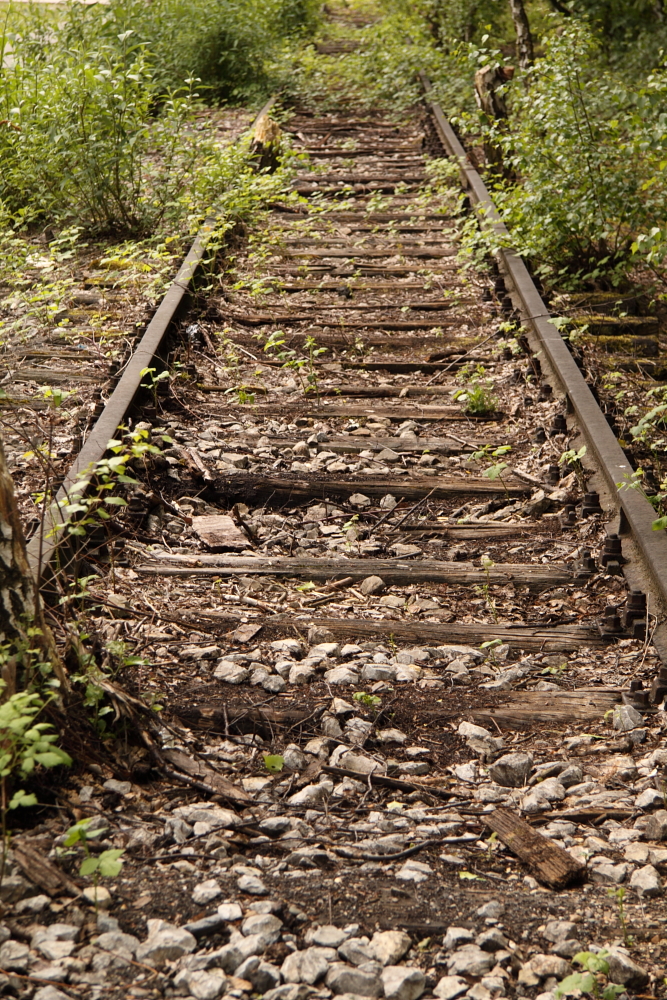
0 0 317 234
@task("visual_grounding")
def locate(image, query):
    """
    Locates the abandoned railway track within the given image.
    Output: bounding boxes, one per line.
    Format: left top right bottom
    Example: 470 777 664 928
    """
7 71 667 1000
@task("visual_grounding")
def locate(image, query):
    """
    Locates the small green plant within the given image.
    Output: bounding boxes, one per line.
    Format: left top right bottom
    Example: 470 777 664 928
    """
485 830 498 861
0 682 71 880
353 691 382 710
62 818 124 892
263 754 284 773
559 445 587 490
454 384 498 416
55 427 164 540
475 555 497 622
555 950 625 999
607 886 633 946
140 367 170 407
225 385 256 405
617 468 667 531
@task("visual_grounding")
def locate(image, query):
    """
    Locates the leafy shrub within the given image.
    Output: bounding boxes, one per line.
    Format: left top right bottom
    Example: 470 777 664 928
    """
0 0 311 233
0 28 202 232
83 0 319 99
475 21 667 289
290 5 475 116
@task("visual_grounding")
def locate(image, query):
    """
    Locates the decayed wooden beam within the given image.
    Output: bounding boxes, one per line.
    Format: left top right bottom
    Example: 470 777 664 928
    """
257 617 607 652
12 842 81 897
192 514 249 552
208 473 526 506
205 404 497 421
161 748 252 806
483 808 585 889
137 555 572 588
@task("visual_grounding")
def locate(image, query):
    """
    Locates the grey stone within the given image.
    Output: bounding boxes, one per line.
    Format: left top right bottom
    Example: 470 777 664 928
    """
488 752 533 787
558 765 584 788
349 494 371 508
264 986 316 1000
213 660 249 684
339 938 375 966
135 920 197 967
446 946 494 977
217 902 243 920
324 665 360 685
282 951 304 983
241 913 282 941
381 965 425 1000
635 788 664 809
543 921 576 944
236 956 283 992
32 924 79 962
33 990 73 1000
192 879 222 905
433 976 468 1000
0 940 30 972
475 900 504 919
307 925 348 948
237 873 268 895
524 954 571 980
442 928 474 951
629 864 662 897
369 931 411 966
96 930 139 958
326 962 382 997
645 809 667 841
360 576 385 596
612 704 643 731
589 862 628 885
175 969 227 1000
607 947 649 989
476 928 507 952
300 947 336 984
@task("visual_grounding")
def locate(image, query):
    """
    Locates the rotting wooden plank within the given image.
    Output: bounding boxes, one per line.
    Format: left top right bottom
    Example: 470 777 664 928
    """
161 748 252 805
203 403 496 422
172 703 320 737
322 765 456 801
208 473 525 506
202 435 478 454
192 514 249 552
255 617 607 652
136 555 573 587
222 315 463 331
483 808 586 889
13 842 81 897
200 384 462 397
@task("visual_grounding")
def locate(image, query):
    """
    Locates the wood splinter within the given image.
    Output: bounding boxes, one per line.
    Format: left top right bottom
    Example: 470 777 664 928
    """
484 807 585 889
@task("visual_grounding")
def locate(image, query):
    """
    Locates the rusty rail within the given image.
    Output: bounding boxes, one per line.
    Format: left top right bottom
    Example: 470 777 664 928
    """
26 96 277 583
420 73 667 629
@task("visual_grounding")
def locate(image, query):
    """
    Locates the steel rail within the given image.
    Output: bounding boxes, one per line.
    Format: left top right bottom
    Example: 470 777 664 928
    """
26 96 277 584
419 72 667 615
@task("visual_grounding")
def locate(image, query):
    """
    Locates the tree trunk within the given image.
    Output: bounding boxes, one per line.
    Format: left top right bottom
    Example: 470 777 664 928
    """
474 65 514 176
0 437 63 691
508 0 534 69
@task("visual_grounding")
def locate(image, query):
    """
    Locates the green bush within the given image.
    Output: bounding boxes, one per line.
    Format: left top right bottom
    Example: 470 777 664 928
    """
475 21 667 289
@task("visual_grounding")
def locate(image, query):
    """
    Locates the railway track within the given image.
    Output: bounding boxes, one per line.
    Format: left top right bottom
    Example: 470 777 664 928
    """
7 62 667 1000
